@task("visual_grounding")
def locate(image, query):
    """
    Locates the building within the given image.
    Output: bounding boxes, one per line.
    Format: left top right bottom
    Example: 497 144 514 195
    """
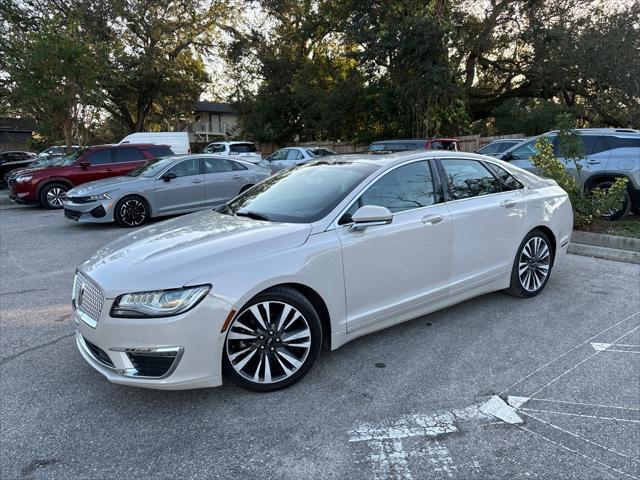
183 102 239 143
0 117 36 152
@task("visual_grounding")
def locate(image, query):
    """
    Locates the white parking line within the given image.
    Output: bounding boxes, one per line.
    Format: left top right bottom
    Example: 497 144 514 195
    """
499 311 640 396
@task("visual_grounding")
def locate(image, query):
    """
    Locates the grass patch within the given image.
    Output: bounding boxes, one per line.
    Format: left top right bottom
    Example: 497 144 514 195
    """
576 216 640 238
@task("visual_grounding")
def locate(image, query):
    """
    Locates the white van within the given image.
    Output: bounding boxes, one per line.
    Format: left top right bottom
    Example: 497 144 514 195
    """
119 132 190 155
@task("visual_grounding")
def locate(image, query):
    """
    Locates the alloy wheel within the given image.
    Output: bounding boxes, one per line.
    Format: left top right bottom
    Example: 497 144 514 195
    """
119 199 146 227
226 301 312 384
46 187 66 207
518 236 551 292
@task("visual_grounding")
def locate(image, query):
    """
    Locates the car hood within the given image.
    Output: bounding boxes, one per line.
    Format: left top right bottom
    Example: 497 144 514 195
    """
80 210 312 297
67 176 146 196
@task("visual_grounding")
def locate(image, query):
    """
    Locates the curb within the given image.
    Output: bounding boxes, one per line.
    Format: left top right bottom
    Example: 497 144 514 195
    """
569 230 640 264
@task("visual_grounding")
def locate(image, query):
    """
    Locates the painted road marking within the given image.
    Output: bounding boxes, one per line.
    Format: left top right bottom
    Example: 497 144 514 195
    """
590 342 640 354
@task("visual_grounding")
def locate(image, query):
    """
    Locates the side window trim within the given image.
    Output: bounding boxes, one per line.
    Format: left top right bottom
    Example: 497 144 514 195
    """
481 160 524 191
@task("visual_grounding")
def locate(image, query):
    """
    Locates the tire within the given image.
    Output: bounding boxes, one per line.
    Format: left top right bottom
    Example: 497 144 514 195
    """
505 229 554 298
39 182 69 209
114 195 149 228
222 286 322 392
591 180 630 221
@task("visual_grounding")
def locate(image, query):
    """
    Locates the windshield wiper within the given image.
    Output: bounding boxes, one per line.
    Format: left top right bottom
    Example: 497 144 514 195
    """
235 210 273 222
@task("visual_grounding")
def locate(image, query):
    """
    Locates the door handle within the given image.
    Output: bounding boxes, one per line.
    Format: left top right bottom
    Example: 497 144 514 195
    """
232 175 242 179
192 179 203 184
586 159 600 164
421 214 444 225
500 199 517 209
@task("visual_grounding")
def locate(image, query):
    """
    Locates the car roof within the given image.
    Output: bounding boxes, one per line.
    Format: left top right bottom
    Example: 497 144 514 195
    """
545 128 640 136
313 150 490 169
206 140 255 145
485 139 523 144
369 138 458 144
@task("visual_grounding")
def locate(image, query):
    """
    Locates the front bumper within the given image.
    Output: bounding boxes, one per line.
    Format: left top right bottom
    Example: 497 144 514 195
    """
75 293 233 390
63 199 115 223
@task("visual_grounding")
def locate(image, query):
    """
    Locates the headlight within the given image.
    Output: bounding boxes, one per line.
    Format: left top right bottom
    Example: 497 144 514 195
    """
15 175 33 183
110 285 211 318
84 192 112 201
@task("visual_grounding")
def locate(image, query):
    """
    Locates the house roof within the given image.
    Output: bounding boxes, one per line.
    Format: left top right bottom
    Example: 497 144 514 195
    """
0 117 37 132
192 101 234 114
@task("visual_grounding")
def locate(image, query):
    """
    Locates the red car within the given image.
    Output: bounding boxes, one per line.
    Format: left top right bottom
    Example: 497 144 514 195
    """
8 144 174 209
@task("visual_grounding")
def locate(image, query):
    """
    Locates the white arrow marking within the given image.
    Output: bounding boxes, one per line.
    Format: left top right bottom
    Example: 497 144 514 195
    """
480 395 524 424
508 396 530 409
591 342 611 351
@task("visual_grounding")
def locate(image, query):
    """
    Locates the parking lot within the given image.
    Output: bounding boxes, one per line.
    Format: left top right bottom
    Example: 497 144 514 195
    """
1 198 638 479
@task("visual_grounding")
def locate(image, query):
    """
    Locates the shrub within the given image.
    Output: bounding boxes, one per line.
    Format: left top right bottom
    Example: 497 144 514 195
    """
530 122 627 227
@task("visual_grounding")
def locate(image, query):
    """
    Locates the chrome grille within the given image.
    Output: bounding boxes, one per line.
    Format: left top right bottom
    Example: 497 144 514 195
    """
72 272 104 327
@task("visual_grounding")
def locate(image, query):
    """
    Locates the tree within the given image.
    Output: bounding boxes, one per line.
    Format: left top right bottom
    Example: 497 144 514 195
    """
0 14 100 150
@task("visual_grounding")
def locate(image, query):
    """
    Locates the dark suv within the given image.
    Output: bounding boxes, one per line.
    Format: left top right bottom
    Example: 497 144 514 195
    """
8 144 174 208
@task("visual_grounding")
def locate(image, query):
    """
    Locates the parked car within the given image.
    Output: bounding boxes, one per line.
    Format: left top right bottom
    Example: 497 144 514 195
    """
202 141 262 163
475 139 524 157
366 138 459 153
499 128 640 219
119 132 191 155
63 155 270 227
264 146 337 172
8 144 174 209
38 145 81 159
72 151 572 391
0 151 38 187
3 154 71 187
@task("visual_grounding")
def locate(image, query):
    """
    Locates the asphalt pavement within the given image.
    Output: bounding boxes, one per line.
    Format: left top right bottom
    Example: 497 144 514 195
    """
1 199 639 479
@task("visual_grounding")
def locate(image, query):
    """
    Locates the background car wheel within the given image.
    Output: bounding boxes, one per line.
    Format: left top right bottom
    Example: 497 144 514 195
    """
239 184 254 194
39 182 69 209
114 195 149 228
222 286 322 392
505 229 554 298
591 180 630 221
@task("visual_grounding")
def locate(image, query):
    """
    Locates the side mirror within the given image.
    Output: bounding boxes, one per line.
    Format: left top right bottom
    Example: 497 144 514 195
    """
79 160 90 169
350 205 393 232
502 152 513 161
161 172 177 182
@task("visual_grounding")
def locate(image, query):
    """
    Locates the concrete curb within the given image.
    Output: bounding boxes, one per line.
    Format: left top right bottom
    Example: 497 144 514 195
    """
569 230 640 264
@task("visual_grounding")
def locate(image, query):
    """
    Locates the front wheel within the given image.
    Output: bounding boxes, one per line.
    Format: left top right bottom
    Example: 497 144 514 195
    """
114 195 149 228
505 229 554 298
39 182 69 209
222 287 322 391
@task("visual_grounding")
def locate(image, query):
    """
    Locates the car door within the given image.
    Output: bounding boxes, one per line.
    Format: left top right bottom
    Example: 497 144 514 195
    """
78 149 119 183
438 158 527 294
113 147 149 175
202 157 248 206
335 159 453 331
154 157 205 214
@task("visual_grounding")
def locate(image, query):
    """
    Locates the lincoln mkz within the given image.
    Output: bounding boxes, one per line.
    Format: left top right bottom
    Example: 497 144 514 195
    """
73 151 573 391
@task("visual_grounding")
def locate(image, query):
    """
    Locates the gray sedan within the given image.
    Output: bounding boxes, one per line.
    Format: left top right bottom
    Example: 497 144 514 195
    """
62 155 270 227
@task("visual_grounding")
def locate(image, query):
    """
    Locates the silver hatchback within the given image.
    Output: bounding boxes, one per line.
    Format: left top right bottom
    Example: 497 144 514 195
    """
63 155 270 227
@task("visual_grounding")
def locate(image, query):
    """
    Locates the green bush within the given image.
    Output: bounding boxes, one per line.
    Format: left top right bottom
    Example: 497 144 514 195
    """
530 124 627 227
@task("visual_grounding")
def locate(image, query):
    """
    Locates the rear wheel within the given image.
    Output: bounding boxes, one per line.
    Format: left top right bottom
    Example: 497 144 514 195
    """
222 287 322 391
591 180 630 221
505 229 554 298
39 182 69 209
114 195 149 228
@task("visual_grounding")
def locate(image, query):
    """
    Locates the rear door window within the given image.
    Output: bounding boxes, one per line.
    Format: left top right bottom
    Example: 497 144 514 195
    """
144 146 174 157
606 136 640 150
114 148 146 163
485 162 523 190
230 143 258 153
203 157 245 173
440 159 503 200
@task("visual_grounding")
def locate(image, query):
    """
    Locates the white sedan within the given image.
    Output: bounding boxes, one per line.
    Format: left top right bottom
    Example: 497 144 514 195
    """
73 151 573 391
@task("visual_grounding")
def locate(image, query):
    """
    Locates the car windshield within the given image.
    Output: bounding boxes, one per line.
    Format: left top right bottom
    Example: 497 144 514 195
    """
128 157 176 177
225 161 378 223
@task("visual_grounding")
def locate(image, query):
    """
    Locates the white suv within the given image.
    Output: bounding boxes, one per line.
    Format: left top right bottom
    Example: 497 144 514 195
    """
203 141 262 163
